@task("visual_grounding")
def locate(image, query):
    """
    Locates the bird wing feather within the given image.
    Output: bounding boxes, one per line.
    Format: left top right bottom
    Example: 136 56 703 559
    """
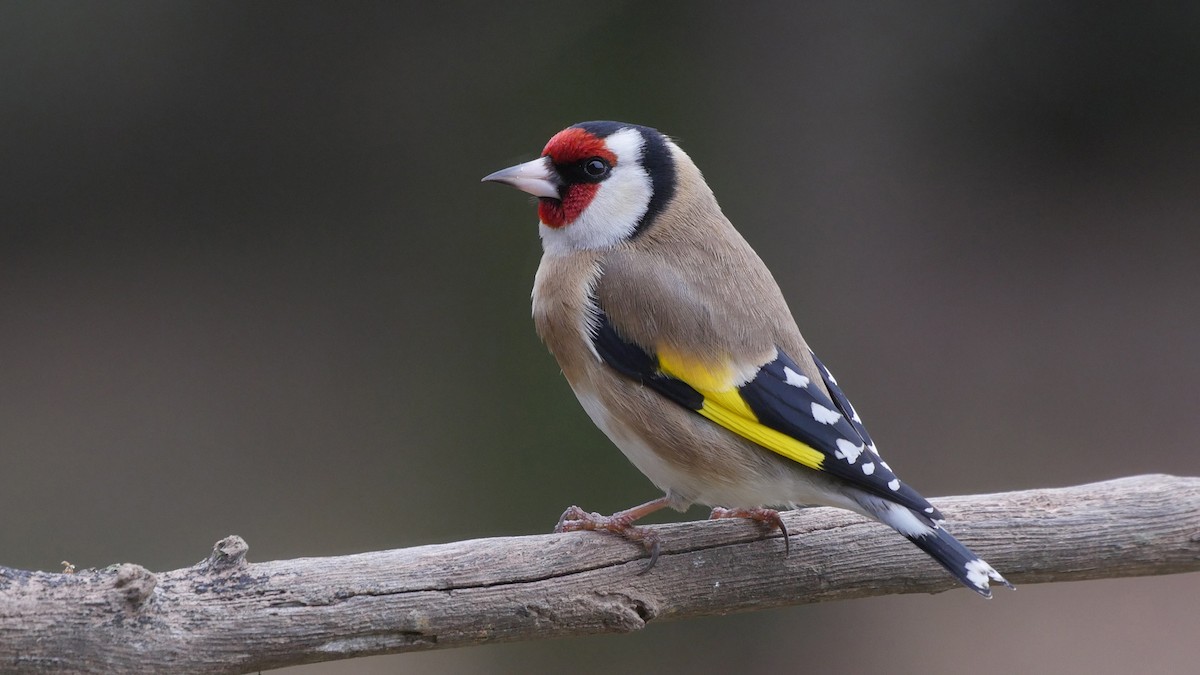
593 247 941 517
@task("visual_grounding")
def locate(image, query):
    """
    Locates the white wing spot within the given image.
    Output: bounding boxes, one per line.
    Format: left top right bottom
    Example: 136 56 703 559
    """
810 402 842 425
782 367 809 388
861 462 875 475
887 478 901 491
834 439 864 464
880 460 891 471
850 405 862 423
924 507 935 514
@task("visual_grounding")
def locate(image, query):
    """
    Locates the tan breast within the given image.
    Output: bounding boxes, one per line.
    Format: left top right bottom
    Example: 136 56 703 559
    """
531 249 606 388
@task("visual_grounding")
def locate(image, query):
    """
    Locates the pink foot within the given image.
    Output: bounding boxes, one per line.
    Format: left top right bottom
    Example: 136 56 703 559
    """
554 497 672 572
709 507 791 555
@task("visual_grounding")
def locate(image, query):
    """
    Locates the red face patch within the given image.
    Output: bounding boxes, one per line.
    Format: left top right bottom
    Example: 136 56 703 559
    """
537 127 618 228
538 184 599 228
542 127 617 165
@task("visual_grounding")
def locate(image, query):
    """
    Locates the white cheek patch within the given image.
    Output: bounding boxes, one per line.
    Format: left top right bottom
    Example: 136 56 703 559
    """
540 128 653 254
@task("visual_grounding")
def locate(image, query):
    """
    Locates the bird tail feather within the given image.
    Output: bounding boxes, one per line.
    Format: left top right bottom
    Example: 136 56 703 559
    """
868 499 1012 597
906 526 1012 598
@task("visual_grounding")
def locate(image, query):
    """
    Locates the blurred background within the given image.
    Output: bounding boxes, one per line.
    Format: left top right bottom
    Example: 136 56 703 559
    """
3 2 1199 673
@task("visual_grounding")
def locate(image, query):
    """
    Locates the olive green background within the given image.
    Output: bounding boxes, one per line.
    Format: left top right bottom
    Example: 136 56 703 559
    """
3 2 1199 673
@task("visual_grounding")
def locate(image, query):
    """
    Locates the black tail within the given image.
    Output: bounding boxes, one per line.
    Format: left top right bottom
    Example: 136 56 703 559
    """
907 527 1012 598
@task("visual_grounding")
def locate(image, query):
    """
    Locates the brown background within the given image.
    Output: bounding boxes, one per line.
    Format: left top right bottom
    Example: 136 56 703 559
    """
3 3 1198 673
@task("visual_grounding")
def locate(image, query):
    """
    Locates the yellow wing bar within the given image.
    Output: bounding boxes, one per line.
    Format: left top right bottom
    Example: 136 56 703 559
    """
657 349 827 471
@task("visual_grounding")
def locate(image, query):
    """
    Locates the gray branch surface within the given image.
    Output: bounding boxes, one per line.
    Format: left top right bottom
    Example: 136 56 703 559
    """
3 474 1199 674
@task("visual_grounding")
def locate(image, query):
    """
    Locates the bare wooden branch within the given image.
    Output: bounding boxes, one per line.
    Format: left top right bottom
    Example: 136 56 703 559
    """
3 474 1199 674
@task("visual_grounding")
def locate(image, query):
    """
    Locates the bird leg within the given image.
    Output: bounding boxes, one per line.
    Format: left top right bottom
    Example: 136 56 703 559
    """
709 507 791 555
554 496 673 573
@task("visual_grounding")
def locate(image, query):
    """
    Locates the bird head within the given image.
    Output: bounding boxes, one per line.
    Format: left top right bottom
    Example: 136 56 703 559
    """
482 121 678 253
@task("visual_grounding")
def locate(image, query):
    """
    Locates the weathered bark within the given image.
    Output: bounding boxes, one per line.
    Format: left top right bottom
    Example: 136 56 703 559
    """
2 474 1198 674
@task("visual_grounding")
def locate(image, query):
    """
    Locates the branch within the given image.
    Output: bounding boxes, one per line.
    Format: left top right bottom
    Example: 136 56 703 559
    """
3 474 1199 673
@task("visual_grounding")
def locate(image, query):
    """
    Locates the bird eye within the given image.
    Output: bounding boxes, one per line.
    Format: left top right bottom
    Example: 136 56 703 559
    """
583 157 610 178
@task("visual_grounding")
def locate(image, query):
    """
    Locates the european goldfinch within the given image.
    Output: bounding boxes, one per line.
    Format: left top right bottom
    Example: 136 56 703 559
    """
483 121 1011 597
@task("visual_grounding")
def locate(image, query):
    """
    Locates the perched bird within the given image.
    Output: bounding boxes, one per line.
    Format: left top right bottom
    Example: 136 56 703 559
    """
482 121 1011 597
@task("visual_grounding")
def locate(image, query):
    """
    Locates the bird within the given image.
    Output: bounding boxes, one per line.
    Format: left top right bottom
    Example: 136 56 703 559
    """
481 121 1012 597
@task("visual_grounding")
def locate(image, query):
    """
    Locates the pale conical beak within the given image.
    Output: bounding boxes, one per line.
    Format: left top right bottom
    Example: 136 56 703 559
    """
481 156 562 199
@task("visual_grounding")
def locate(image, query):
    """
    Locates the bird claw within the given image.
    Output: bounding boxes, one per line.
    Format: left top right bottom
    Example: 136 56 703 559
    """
554 505 596 533
554 505 663 572
709 507 791 556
